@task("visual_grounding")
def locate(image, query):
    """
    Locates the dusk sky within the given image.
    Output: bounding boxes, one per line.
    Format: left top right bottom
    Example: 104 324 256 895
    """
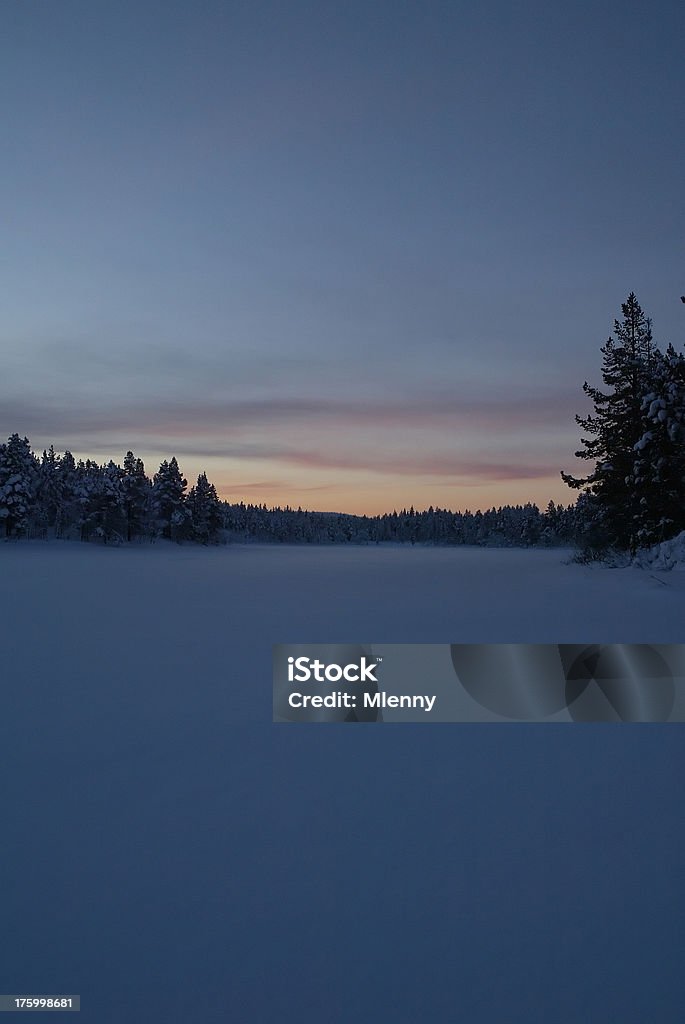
1 0 683 514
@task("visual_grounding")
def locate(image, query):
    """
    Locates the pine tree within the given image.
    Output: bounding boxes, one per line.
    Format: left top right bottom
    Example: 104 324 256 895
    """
55 451 78 538
186 472 223 543
35 445 61 537
76 460 126 543
562 293 657 552
98 461 127 542
152 456 187 540
0 434 38 537
75 459 99 541
631 344 685 544
122 450 150 541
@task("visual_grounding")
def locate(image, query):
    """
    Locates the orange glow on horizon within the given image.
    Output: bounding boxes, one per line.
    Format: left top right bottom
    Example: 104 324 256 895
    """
36 446 577 518
212 474 573 517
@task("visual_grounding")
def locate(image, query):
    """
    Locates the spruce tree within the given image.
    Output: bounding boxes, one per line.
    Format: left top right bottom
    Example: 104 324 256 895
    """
36 446 61 537
0 434 38 537
75 459 124 542
631 344 685 544
55 451 78 538
187 472 223 543
122 450 150 541
152 456 187 540
562 294 657 552
97 462 127 542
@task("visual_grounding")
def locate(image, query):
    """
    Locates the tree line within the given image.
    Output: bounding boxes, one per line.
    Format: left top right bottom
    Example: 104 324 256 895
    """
223 500 579 547
0 435 578 546
0 442 223 544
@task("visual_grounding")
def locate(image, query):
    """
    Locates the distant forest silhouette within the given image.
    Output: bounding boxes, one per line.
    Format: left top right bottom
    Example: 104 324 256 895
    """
0 432 577 547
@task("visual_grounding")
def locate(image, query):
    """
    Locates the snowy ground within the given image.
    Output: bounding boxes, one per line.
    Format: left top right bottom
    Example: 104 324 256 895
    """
635 529 685 572
2 543 684 1023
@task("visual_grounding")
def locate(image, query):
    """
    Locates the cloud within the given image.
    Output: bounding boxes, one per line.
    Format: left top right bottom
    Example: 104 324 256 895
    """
220 480 340 494
262 449 559 481
0 385 578 485
0 386 582 438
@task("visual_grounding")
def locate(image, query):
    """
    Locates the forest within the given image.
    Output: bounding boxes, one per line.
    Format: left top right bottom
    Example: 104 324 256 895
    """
1 295 682 555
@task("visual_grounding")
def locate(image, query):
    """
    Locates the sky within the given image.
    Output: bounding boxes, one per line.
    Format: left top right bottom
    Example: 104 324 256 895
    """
1 0 683 514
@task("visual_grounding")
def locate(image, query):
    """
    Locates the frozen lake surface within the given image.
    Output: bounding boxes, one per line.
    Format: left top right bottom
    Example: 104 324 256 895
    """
3 541 684 650
2 543 684 1023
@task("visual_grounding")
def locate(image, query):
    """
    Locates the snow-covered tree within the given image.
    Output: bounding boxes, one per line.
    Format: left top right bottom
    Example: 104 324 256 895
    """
35 445 61 537
122 450 151 541
186 472 223 543
631 345 685 545
0 434 38 537
55 451 79 538
562 294 658 552
152 456 187 540
76 460 126 543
